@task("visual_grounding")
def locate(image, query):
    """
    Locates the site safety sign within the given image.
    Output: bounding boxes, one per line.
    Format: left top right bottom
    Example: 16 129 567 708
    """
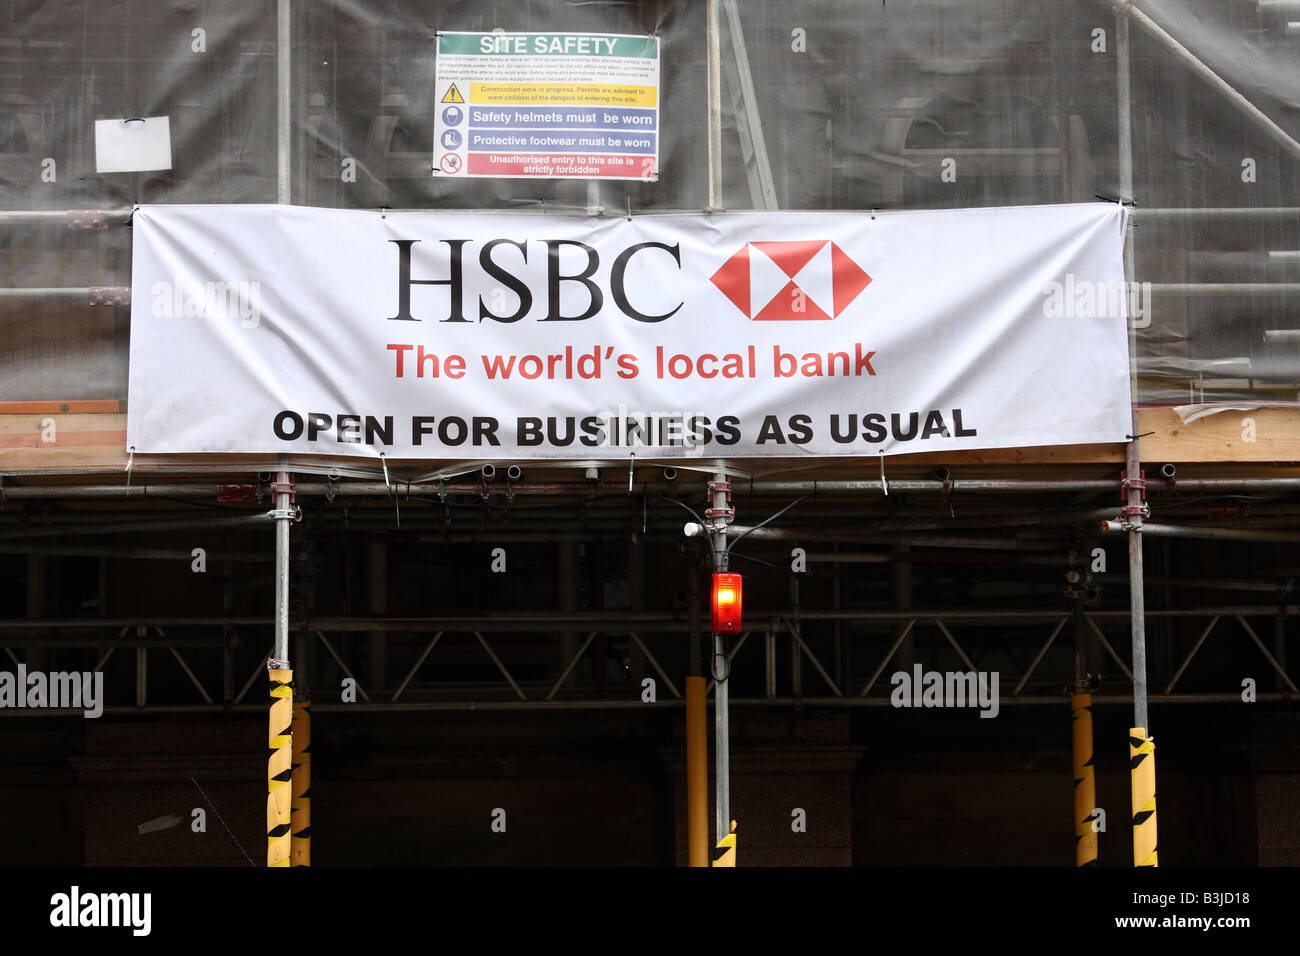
126 203 1133 460
432 31 660 181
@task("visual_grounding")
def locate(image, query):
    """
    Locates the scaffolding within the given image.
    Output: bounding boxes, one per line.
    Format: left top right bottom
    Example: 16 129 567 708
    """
2 0 1299 869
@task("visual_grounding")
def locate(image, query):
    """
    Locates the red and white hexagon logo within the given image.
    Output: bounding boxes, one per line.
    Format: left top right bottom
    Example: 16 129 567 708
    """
709 240 872 321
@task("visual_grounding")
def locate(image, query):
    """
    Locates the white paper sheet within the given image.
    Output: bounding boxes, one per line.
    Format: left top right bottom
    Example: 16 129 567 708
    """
95 116 172 174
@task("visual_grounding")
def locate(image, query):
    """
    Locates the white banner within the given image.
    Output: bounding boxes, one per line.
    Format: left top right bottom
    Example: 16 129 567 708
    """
127 203 1133 460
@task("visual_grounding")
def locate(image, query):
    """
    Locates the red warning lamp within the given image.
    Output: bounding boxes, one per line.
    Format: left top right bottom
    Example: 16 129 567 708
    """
711 572 743 634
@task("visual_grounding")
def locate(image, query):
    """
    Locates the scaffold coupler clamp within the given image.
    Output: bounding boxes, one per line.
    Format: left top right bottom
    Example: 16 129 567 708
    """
705 477 734 533
267 505 302 523
267 657 290 671
1119 469 1150 529
438 479 452 523
88 286 130 307
1067 673 1101 695
271 475 296 504
1064 568 1085 596
67 209 112 230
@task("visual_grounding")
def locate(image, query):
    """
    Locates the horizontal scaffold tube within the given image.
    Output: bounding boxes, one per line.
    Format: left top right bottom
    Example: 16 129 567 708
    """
0 514 276 540
1096 574 1295 594
0 209 132 226
725 526 1056 549
0 543 273 562
10 476 1300 500
1100 521 1300 543
1136 207 1300 219
1149 283 1300 295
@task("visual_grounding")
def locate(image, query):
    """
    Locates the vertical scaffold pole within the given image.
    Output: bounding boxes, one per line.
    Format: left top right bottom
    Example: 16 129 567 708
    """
1070 584 1098 866
267 667 293 866
271 0 295 866
710 465 732 858
276 0 292 205
705 0 732 864
686 562 707 866
1116 6 1154 866
1117 0 1149 735
1072 693 1098 866
267 470 295 867
686 676 708 867
706 0 722 210
712 819 737 867
291 697 311 866
1130 727 1158 866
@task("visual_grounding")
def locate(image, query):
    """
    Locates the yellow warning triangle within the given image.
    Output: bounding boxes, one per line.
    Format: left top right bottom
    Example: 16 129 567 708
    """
441 83 465 104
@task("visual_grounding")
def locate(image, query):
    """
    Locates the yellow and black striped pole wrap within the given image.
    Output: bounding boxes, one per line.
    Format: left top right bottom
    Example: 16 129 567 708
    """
267 668 293 867
712 819 737 867
291 698 311 866
1129 726 1158 867
1071 693 1098 866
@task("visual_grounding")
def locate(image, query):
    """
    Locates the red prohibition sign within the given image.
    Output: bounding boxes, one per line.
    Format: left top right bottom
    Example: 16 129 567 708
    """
440 153 463 174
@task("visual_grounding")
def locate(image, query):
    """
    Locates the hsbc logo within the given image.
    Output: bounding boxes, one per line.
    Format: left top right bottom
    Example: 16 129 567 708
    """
710 240 872 321
385 235 873 326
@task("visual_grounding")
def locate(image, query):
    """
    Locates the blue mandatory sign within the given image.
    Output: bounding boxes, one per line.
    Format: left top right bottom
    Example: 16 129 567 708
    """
440 129 463 149
442 106 464 126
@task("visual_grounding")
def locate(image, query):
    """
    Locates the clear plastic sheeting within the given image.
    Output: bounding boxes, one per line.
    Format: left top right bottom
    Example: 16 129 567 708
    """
1 0 1298 410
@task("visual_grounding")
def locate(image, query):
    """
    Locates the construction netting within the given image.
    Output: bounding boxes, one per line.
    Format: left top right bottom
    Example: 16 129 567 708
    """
2 0 1298 409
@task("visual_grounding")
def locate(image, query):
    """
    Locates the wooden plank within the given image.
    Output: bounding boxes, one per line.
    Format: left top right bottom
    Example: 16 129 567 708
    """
0 413 128 470
885 443 1124 466
0 413 127 437
0 429 127 450
1136 406 1300 463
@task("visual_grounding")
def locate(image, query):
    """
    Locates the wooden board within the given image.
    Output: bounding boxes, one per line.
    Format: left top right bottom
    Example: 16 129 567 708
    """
0 412 128 471
1135 406 1300 464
